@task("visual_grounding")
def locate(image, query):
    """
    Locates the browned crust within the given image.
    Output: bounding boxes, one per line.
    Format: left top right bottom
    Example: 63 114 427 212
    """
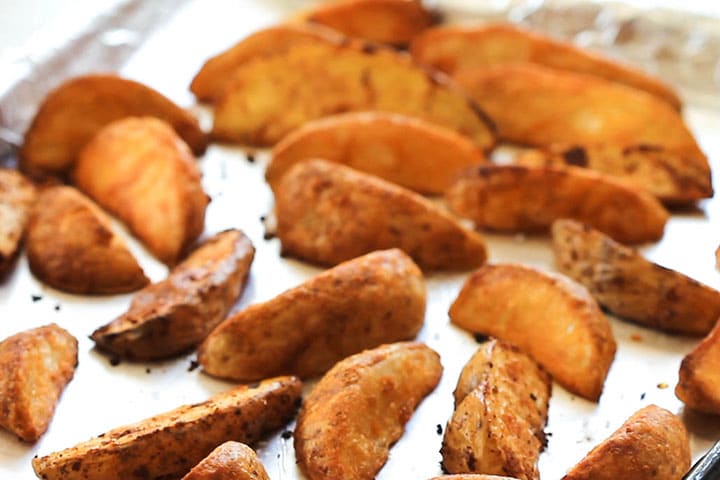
181 441 269 480
0 169 37 277
677 320 720 414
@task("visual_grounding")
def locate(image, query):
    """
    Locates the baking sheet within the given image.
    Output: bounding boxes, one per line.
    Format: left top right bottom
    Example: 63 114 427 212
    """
2 1 720 478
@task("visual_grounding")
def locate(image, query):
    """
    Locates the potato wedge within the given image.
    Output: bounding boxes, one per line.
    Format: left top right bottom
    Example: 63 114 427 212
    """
212 40 495 148
182 441 269 480
74 117 209 264
267 112 487 194
295 342 442 480
0 168 36 277
410 24 681 109
552 219 720 335
676 321 720 414
0 324 77 442
32 376 302 480
91 229 254 360
26 186 149 294
21 74 207 180
199 249 425 381
449 264 616 401
442 339 550 480
430 476 518 480
562 405 690 480
445 164 668 245
275 160 487 269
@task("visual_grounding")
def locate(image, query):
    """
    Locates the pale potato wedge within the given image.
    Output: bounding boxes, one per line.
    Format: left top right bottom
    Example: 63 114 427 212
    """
182 441 269 480
676 321 720 414
92 229 254 360
0 169 36 277
26 186 149 294
449 264 616 401
74 117 209 264
410 23 681 109
32 377 302 480
267 111 487 195
552 219 720 335
21 74 207 180
442 339 550 480
275 160 487 269
199 249 425 381
562 405 690 480
0 324 77 442
295 342 442 480
212 40 495 148
445 164 668 245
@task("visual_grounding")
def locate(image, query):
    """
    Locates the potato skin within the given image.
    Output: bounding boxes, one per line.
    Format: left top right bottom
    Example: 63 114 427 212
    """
0 324 78 442
676 321 720 414
552 219 720 335
0 168 37 277
295 342 442 480
199 249 425 381
181 441 269 480
275 160 487 270
32 377 302 480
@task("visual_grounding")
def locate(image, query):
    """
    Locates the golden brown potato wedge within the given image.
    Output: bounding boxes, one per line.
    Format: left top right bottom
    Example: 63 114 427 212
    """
445 164 668 245
410 24 681 109
32 377 302 480
552 219 720 335
295 342 442 480
268 112 487 195
212 40 495 148
0 169 36 277
199 249 425 382
182 441 269 480
0 324 77 442
91 229 254 360
74 117 209 264
430 476 518 480
21 74 207 180
676 321 720 414
442 339 550 480
449 264 616 401
26 186 149 294
275 160 487 269
562 405 690 480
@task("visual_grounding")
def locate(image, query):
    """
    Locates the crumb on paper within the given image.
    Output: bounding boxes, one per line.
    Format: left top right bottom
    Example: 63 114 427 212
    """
31 294 42 302
630 333 643 342
187 360 200 372
657 382 669 389
436 424 443 435
281 430 293 440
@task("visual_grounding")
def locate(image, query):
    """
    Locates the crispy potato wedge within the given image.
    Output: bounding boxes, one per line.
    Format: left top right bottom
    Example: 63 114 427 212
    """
275 160 487 269
182 441 269 480
267 112 487 195
562 405 690 480
410 24 681 109
199 249 425 381
445 164 668 245
32 377 302 480
295 342 442 480
0 324 77 442
91 229 254 360
552 219 720 335
0 169 36 277
449 264 616 401
26 186 149 294
430 476 518 480
441 339 550 480
676 321 720 414
21 74 206 180
74 117 209 264
212 40 495 148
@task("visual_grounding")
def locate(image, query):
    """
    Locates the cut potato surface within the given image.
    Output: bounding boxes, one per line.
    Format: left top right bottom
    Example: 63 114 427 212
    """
0 168 36 277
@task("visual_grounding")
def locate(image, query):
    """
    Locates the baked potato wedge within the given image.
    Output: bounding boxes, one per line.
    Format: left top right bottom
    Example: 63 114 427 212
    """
449 264 616 401
410 23 681 109
0 324 77 443
32 376 302 480
21 74 206 180
182 441 269 480
74 117 209 264
199 249 425 381
562 405 690 480
26 186 149 294
274 160 487 269
295 342 442 480
267 111 487 195
212 40 495 148
552 219 720 335
676 321 720 414
0 168 36 277
445 164 668 245
430 476 518 480
91 229 254 360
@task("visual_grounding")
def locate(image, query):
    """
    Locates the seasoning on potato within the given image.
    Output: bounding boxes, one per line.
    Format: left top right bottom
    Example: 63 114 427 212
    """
676 321 720 415
181 441 269 480
0 168 36 277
